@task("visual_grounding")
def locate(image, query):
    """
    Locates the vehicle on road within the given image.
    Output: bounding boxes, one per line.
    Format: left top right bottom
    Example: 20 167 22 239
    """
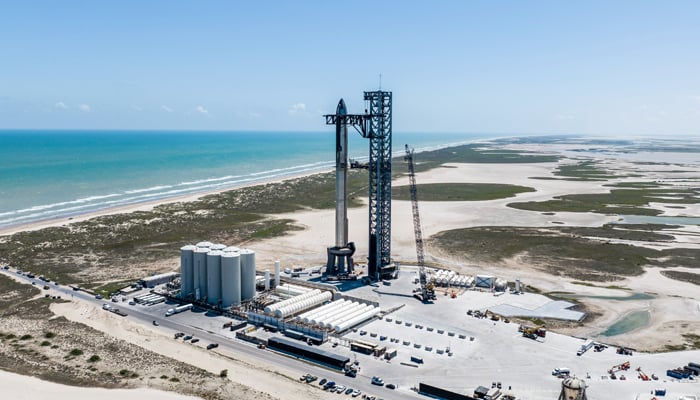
323 381 336 390
102 304 111 310
183 335 193 341
305 375 317 383
318 378 327 386
152 320 159 326
95 294 103 299
371 376 384 386
386 383 396 390
207 343 219 350
191 338 200 343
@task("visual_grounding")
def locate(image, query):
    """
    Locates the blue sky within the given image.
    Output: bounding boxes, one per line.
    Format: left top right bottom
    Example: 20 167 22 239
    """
1 1 699 135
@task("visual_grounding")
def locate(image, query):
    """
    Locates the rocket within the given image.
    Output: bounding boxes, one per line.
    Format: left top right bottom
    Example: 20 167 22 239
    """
334 99 349 248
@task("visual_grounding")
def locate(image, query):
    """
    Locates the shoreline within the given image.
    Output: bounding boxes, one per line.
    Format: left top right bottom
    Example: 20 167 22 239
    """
0 138 484 237
0 168 330 237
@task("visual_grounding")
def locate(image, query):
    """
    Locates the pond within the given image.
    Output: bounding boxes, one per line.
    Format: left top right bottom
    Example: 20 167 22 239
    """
600 310 651 336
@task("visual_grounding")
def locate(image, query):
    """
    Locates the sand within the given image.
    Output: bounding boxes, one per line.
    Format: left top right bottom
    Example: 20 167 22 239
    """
0 369 201 400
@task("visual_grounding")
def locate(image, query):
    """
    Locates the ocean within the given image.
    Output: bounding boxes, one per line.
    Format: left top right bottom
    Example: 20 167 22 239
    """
0 130 492 229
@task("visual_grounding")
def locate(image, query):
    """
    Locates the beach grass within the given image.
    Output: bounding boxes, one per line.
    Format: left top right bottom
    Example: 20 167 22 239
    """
507 187 699 215
660 270 700 286
430 225 700 281
392 183 536 202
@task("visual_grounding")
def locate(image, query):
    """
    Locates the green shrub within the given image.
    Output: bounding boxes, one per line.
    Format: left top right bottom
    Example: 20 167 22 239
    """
43 332 56 339
69 348 83 356
87 355 100 362
219 369 228 378
40 341 51 346
19 334 32 340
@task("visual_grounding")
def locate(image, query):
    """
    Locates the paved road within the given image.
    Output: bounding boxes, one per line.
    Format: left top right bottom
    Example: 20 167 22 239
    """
2 269 411 400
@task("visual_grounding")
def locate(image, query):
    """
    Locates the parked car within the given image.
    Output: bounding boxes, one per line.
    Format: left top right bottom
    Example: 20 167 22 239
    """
183 335 193 341
95 294 103 299
206 343 219 350
318 378 327 386
371 376 384 386
386 383 396 390
345 387 353 395
351 389 361 397
152 320 159 326
191 338 200 343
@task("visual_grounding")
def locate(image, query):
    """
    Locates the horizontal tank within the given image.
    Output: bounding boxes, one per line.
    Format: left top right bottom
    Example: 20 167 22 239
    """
302 300 347 324
326 305 371 329
334 307 381 333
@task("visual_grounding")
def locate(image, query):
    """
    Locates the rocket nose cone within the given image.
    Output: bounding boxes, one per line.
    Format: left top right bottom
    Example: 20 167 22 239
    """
336 99 347 115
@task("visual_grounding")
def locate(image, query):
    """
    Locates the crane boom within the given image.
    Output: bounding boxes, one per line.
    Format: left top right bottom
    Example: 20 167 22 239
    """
404 144 435 302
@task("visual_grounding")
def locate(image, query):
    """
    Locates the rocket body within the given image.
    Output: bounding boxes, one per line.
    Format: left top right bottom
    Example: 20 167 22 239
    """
335 99 349 247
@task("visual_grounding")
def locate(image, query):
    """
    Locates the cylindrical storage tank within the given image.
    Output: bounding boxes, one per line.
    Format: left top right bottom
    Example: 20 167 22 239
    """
240 249 256 301
322 303 364 328
274 261 281 287
303 300 346 324
193 247 210 300
264 270 270 291
223 246 240 253
326 305 370 329
206 250 223 305
180 245 196 299
274 291 331 319
335 307 381 333
210 243 227 251
495 278 507 292
196 241 213 248
221 252 241 307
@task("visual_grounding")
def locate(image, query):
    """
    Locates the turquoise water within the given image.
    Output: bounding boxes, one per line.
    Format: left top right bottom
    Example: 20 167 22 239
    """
0 130 490 228
600 310 650 336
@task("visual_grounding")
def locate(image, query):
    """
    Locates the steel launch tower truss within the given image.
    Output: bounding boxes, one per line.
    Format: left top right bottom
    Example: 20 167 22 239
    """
364 91 394 280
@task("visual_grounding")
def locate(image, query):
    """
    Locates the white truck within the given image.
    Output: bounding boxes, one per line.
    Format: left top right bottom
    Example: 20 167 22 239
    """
552 367 571 377
165 303 193 316
577 341 594 356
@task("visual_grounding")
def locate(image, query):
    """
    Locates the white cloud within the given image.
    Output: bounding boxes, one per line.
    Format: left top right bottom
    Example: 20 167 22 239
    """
161 105 174 113
288 102 306 115
195 105 209 115
78 104 91 113
54 101 68 110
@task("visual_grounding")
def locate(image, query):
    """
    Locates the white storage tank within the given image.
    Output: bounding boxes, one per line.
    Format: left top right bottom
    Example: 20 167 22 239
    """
179 245 196 299
274 260 281 287
240 249 256 301
334 307 381 333
206 250 223 305
210 243 227 251
196 241 213 248
221 252 241 307
193 247 210 300
494 278 508 292
223 246 240 253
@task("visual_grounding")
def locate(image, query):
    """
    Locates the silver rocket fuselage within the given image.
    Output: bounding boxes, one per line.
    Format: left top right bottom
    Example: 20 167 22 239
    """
335 99 349 248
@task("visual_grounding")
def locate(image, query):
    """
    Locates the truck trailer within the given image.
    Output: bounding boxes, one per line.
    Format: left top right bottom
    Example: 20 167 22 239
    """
166 303 193 316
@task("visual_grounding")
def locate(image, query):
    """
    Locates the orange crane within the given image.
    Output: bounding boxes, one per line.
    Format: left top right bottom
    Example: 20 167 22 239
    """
608 361 631 374
636 367 650 381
